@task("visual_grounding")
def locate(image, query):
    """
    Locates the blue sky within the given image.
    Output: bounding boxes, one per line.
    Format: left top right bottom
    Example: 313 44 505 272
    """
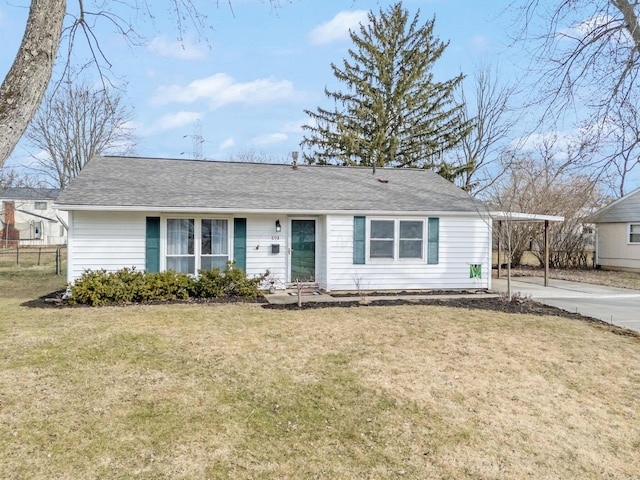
1 0 524 166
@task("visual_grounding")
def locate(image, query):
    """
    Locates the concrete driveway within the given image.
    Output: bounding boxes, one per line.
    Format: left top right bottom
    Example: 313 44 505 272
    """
492 276 640 332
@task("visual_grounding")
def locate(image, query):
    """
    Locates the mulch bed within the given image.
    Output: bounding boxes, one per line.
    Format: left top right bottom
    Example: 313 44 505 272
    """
262 295 575 316
262 295 639 338
22 289 638 338
20 290 268 309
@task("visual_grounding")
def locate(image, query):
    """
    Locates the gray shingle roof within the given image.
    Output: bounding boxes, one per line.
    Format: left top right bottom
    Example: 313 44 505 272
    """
55 156 483 214
0 187 60 200
589 187 640 223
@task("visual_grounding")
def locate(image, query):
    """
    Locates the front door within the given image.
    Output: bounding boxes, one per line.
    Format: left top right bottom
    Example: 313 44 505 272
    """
290 219 316 282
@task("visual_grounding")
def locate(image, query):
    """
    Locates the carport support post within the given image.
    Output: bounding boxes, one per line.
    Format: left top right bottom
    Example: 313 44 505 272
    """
497 221 502 279
544 220 550 287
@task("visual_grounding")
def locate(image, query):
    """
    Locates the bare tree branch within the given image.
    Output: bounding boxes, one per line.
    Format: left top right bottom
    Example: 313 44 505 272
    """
0 0 285 167
24 80 136 189
450 64 518 195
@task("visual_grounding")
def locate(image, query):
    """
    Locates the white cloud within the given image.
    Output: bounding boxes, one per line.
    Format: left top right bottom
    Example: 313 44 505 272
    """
145 111 204 134
281 119 306 133
152 73 295 109
308 10 369 46
251 133 288 146
470 34 490 52
511 129 576 153
148 36 208 60
557 14 629 43
219 137 235 150
575 14 612 36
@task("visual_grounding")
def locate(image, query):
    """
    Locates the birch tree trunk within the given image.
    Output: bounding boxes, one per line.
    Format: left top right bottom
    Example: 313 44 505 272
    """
0 0 66 167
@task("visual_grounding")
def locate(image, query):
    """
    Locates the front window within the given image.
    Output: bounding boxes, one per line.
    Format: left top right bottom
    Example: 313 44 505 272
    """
370 220 394 258
166 218 229 274
34 201 47 210
167 219 195 274
369 219 425 260
399 220 423 258
201 219 229 270
630 224 640 244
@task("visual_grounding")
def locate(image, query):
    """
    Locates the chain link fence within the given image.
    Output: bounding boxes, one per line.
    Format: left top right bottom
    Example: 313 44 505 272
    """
0 245 67 275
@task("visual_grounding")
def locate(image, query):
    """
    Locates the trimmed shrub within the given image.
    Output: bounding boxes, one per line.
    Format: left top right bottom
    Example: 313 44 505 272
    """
194 268 226 299
66 263 268 306
137 271 196 302
195 262 269 299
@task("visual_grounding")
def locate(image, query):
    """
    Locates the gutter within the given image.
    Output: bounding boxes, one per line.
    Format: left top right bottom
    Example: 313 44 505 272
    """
52 204 487 217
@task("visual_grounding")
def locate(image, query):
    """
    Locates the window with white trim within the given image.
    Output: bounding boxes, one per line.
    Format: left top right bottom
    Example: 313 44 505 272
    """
166 218 229 274
370 220 395 258
399 220 423 258
630 224 640 244
167 219 195 274
368 219 425 261
201 219 229 270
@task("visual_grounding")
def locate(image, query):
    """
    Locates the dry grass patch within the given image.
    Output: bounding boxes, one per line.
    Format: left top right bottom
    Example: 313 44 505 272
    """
0 248 66 299
511 266 640 290
1 299 639 479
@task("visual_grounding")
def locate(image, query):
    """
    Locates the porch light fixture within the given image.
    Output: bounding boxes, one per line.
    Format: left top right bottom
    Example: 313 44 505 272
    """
275 219 281 232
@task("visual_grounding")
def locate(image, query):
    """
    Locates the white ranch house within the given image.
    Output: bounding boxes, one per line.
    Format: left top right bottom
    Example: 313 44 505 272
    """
55 156 497 291
590 187 640 273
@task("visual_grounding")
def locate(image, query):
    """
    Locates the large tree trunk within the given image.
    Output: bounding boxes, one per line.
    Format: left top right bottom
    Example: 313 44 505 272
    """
0 0 66 167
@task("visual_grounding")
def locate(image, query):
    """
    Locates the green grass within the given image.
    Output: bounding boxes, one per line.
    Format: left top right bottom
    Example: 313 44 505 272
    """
1 264 639 478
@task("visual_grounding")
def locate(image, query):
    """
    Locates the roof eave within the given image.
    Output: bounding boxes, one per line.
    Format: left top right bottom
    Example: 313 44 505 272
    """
54 203 484 217
489 211 565 222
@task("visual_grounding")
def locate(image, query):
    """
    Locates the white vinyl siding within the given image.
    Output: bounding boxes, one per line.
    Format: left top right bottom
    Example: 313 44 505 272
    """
66 210 492 290
67 211 146 283
243 215 287 288
596 223 640 272
315 216 328 289
325 214 490 291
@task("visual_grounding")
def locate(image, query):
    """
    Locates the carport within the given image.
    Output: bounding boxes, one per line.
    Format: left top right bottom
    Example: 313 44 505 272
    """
491 212 565 287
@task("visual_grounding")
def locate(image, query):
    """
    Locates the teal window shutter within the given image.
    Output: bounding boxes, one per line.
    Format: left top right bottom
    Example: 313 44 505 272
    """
233 218 247 272
427 217 439 265
353 216 366 264
145 217 160 273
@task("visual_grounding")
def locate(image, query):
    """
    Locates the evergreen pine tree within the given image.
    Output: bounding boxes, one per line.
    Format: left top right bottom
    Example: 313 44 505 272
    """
302 2 471 173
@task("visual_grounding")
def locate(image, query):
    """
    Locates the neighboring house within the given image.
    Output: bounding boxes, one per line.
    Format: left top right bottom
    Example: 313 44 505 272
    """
54 156 495 291
590 188 640 273
1 187 68 247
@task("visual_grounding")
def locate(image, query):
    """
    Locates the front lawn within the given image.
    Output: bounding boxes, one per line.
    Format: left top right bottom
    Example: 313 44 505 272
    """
1 297 638 479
